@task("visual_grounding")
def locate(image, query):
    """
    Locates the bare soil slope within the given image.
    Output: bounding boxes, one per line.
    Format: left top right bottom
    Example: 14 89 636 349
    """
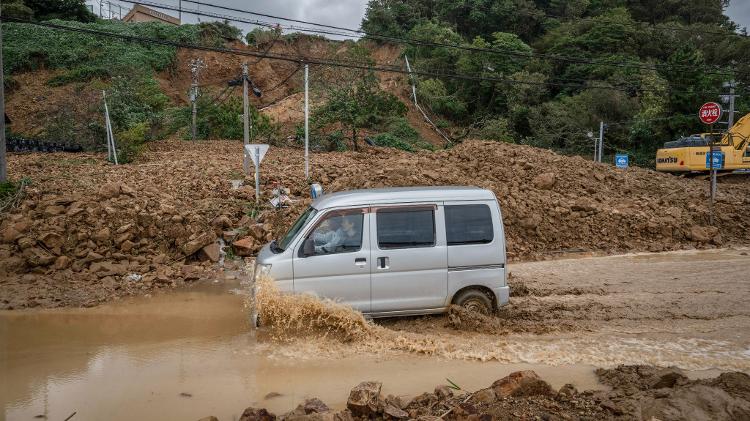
1 139 749 309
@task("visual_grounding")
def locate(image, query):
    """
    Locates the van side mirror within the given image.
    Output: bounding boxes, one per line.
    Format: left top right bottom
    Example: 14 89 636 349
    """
302 237 315 257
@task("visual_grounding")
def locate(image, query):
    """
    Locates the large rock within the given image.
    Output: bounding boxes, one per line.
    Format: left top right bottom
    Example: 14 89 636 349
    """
239 407 276 421
533 172 557 190
40 232 64 249
182 232 215 256
233 236 256 257
689 225 710 242
347 381 382 417
491 371 553 398
383 403 409 419
23 247 56 266
201 243 221 263
1 226 22 243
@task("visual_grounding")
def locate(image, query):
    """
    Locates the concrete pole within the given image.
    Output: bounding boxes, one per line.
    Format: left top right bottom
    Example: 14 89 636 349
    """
103 91 111 160
404 55 418 105
593 134 597 162
304 63 309 180
0 4 7 183
254 146 260 203
598 121 604 163
728 80 736 129
243 62 250 174
190 63 198 141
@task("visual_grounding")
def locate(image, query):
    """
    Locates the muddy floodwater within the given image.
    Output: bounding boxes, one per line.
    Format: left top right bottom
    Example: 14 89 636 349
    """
2 249 749 420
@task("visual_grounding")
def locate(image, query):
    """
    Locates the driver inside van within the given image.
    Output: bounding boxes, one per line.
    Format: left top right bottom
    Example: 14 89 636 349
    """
313 217 343 254
313 214 360 254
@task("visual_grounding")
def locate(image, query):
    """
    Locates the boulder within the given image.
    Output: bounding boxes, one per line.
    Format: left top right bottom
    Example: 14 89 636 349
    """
233 236 256 257
1 226 21 243
347 381 382 417
182 232 215 256
53 255 72 270
558 383 578 397
434 385 454 400
470 388 496 404
40 232 64 249
689 225 711 243
491 371 553 398
239 407 276 421
383 403 409 419
23 247 56 266
120 240 135 252
200 243 221 263
92 228 112 243
301 398 330 415
533 172 557 190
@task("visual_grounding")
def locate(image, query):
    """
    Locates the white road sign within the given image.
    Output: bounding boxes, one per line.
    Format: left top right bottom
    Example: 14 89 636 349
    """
244 144 269 167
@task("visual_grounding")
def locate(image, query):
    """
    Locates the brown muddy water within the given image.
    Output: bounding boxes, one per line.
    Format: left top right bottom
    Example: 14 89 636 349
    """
1 284 601 421
2 249 750 420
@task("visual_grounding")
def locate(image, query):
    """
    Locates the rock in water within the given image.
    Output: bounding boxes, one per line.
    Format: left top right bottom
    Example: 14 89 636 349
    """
347 381 382 417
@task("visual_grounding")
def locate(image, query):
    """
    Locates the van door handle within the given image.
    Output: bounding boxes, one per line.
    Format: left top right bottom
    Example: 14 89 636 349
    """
355 257 367 266
377 257 389 269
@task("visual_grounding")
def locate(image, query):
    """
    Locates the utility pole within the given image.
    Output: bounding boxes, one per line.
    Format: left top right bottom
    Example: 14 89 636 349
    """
179 0 182 22
723 80 738 129
242 62 250 174
598 121 604 163
188 58 205 141
0 4 7 183
304 63 309 180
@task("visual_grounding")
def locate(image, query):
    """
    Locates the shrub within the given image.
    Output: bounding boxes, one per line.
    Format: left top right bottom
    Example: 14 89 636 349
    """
114 122 148 163
475 117 513 141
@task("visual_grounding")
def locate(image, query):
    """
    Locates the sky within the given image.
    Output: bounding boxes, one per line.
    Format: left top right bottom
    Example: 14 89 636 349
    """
87 0 370 38
726 0 750 31
89 0 749 36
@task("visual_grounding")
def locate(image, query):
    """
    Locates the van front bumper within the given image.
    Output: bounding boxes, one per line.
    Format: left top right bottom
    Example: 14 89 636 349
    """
493 285 510 307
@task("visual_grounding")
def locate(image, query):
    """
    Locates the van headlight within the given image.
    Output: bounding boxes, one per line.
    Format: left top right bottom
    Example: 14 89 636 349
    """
254 263 272 280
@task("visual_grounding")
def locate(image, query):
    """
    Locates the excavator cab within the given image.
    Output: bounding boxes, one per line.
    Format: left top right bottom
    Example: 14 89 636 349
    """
656 114 750 173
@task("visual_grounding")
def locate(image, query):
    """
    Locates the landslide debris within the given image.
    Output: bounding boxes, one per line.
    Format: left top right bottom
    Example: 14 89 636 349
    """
205 366 750 421
2 139 749 309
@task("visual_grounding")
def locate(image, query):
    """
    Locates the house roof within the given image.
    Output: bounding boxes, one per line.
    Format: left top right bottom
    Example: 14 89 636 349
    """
123 4 180 25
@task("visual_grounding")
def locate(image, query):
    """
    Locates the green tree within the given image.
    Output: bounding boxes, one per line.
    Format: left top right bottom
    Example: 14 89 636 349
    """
313 45 407 150
25 0 95 22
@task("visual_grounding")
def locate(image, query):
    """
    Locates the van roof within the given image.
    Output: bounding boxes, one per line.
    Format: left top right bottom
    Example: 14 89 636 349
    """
312 186 495 209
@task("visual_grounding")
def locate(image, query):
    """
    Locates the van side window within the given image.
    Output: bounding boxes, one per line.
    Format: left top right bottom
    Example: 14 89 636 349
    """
376 207 435 249
302 210 364 256
445 204 494 246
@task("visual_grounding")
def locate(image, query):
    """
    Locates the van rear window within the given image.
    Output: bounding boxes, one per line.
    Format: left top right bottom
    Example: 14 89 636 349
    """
445 204 493 245
376 207 435 249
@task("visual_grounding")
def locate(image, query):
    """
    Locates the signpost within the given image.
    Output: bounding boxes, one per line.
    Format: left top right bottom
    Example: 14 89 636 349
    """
698 102 722 225
244 144 269 203
615 154 628 169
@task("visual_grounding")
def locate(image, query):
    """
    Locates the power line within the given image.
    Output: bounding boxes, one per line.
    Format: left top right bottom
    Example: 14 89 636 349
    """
113 0 741 77
180 0 749 41
1 17 737 98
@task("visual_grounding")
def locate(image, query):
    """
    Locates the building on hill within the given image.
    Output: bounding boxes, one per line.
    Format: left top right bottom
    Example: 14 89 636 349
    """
122 4 180 25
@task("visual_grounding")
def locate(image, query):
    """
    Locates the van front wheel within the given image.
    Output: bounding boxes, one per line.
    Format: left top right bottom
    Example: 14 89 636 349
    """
453 289 494 315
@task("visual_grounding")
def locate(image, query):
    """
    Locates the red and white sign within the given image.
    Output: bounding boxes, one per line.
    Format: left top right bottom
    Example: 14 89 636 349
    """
698 102 722 125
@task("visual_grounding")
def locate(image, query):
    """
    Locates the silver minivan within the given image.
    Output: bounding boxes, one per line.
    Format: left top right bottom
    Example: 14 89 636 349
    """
254 186 508 318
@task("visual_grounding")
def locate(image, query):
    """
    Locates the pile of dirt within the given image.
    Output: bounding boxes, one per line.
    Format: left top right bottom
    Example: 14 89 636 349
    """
206 366 750 421
2 139 749 309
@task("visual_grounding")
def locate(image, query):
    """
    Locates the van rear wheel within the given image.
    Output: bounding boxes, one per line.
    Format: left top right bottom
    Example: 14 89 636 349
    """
453 289 494 315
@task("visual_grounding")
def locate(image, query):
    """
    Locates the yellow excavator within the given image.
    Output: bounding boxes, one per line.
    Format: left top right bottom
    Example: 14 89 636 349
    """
656 112 750 173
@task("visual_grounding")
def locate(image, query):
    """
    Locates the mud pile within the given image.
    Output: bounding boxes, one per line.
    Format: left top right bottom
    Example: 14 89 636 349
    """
210 366 750 421
2 139 750 309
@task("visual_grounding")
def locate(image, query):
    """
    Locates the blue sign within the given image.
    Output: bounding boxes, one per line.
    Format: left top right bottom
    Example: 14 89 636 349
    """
615 154 629 169
705 151 724 169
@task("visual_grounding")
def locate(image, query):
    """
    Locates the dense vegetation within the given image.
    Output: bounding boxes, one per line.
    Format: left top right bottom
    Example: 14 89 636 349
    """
362 0 750 165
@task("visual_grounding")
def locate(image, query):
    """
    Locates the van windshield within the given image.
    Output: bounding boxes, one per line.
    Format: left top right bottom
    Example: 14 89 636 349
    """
277 207 318 252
